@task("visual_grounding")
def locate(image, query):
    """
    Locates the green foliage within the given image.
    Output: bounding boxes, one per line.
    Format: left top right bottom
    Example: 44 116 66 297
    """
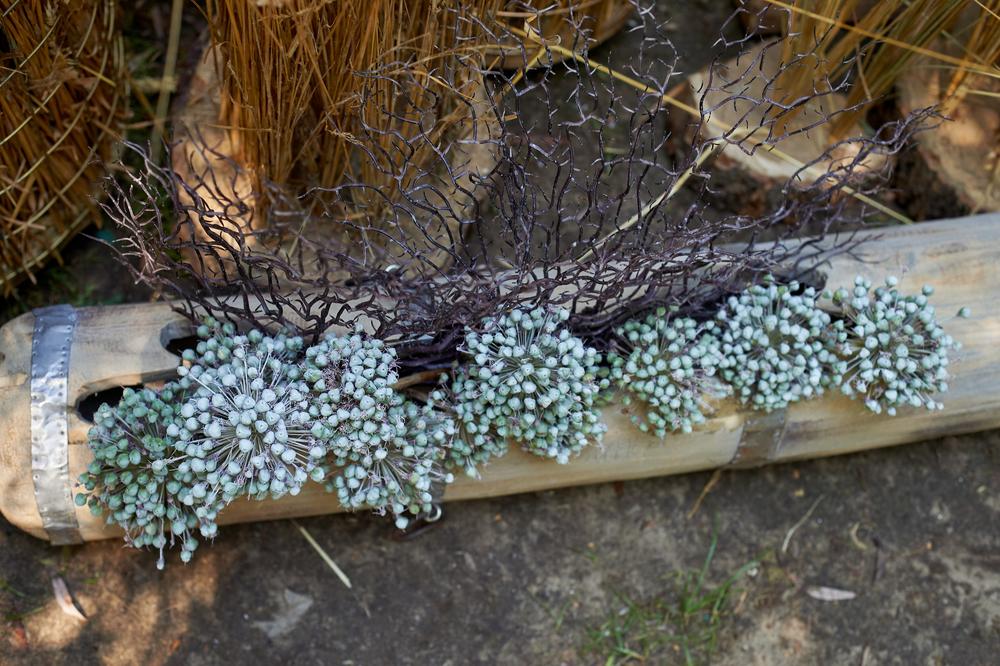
582 529 759 665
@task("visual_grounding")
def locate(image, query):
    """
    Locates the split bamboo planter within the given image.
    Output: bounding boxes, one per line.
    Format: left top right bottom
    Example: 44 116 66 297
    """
1 214 998 542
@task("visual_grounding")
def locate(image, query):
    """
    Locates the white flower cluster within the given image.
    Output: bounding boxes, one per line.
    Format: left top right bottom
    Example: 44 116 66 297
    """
176 327 324 505
303 332 398 462
333 396 455 529
80 320 451 567
829 276 969 415
303 333 454 528
452 308 608 465
402 384 493 481
441 377 509 477
607 309 730 437
76 385 210 569
180 320 238 368
713 279 840 412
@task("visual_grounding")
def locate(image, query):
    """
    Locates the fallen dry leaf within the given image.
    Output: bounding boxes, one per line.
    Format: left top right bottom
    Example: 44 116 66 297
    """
51 575 87 622
805 586 856 602
9 621 29 649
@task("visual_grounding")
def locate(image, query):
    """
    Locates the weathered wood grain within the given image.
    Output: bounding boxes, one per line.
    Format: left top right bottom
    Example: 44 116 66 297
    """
1 214 998 541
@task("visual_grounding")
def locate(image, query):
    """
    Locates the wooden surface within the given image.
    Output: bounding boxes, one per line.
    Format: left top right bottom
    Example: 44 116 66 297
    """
897 43 1000 214
1 214 999 542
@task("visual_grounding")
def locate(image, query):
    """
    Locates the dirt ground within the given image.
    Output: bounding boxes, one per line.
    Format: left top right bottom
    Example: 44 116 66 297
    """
2 431 997 664
1 1 997 664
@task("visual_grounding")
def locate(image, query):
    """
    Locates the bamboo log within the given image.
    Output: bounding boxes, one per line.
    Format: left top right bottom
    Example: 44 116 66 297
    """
1 214 998 542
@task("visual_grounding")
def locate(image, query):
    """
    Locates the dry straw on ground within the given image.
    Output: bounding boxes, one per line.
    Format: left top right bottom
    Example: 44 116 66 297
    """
489 0 634 68
171 0 522 275
752 0 1000 209
184 1 634 232
896 3 1000 212
0 0 124 295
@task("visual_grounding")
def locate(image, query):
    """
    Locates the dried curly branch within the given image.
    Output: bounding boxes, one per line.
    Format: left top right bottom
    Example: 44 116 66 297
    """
103 1 934 371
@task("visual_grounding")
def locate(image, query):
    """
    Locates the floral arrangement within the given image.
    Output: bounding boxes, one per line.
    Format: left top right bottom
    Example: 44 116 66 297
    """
77 277 967 567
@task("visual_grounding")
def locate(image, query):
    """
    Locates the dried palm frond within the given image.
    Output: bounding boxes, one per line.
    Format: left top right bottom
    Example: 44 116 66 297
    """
0 0 125 295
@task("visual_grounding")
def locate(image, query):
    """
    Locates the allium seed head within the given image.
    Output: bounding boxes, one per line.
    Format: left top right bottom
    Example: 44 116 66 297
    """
178 328 325 504
77 384 213 569
714 278 841 412
453 308 608 464
330 395 454 527
830 276 963 415
608 308 730 437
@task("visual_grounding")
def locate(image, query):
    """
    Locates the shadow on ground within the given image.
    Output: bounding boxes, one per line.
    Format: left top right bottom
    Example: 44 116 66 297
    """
2 431 998 664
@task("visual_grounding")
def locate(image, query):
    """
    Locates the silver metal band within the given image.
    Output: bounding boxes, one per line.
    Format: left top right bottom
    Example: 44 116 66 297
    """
30 305 83 545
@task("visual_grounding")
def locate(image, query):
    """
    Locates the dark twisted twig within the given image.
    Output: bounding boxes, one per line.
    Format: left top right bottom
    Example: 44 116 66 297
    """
102 1 935 372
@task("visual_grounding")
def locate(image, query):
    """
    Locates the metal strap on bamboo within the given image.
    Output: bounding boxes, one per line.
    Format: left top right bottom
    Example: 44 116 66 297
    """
29 305 83 545
729 409 787 468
